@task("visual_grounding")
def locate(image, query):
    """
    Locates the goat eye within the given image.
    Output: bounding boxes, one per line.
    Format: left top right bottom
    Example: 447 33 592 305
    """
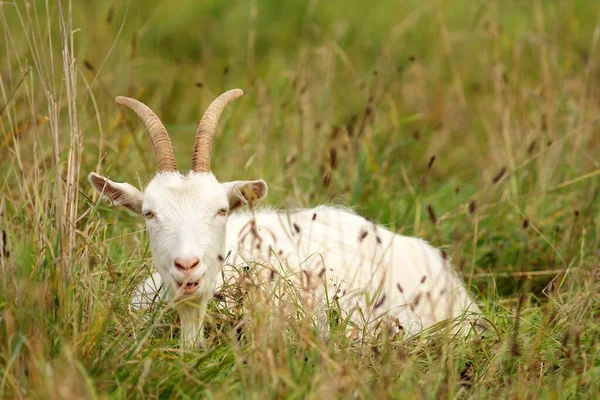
143 211 156 220
216 208 228 217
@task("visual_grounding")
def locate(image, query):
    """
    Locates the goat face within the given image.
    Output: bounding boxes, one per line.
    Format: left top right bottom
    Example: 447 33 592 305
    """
89 170 267 303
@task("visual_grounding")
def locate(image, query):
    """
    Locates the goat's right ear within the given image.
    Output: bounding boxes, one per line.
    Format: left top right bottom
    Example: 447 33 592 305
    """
88 172 143 215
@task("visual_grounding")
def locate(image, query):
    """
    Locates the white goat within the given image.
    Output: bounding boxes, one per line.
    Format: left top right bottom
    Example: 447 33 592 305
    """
89 89 482 348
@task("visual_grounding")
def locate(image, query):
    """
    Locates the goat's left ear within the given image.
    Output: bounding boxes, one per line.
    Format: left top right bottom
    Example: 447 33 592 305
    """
222 179 268 211
88 172 144 214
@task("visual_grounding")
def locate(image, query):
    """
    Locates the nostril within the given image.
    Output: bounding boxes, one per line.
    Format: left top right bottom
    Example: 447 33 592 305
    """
174 257 200 271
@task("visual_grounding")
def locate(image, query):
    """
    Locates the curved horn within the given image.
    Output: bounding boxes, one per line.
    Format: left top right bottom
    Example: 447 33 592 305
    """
192 89 244 173
115 96 177 172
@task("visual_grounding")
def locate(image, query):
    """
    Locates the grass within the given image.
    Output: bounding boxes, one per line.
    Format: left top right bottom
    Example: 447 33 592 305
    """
1 0 599 397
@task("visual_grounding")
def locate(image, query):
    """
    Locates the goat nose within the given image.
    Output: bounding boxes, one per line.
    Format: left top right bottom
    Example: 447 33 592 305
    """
174 257 200 271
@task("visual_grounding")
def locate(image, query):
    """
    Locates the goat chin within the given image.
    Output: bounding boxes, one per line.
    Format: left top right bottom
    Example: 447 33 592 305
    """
130 205 487 348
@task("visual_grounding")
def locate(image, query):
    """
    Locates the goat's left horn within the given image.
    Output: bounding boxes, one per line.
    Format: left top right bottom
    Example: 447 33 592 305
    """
192 89 244 173
115 96 177 172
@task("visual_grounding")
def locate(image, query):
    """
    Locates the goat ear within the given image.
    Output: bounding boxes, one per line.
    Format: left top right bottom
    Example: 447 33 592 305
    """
222 179 268 211
88 172 143 215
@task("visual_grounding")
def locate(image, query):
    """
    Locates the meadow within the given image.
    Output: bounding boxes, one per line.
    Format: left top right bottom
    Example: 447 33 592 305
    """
0 0 599 398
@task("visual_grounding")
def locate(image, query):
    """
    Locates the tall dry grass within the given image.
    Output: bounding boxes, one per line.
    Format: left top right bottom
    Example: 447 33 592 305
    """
0 0 599 398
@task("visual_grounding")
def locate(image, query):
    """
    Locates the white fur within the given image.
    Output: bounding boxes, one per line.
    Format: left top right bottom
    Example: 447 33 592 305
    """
108 171 482 347
221 206 480 337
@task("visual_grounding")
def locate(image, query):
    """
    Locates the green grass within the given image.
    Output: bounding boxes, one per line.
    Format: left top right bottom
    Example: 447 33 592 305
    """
1 0 599 398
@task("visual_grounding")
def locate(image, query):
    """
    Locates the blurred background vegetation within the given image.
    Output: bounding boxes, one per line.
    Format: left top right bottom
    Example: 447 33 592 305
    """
0 0 599 397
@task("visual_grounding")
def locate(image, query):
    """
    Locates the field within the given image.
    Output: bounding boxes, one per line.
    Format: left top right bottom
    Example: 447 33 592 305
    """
1 0 599 398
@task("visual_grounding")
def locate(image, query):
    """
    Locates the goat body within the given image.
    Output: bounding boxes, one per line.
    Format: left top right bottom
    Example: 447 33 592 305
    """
133 205 480 341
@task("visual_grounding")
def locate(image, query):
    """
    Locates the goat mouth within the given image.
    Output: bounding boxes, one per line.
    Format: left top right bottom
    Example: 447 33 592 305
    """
174 277 204 294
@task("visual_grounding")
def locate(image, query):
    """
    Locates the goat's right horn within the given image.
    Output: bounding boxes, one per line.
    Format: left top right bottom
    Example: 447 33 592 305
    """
192 89 244 173
115 96 177 172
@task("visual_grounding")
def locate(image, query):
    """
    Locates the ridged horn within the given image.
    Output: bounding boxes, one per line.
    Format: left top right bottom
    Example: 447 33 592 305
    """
192 89 244 173
115 96 177 172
